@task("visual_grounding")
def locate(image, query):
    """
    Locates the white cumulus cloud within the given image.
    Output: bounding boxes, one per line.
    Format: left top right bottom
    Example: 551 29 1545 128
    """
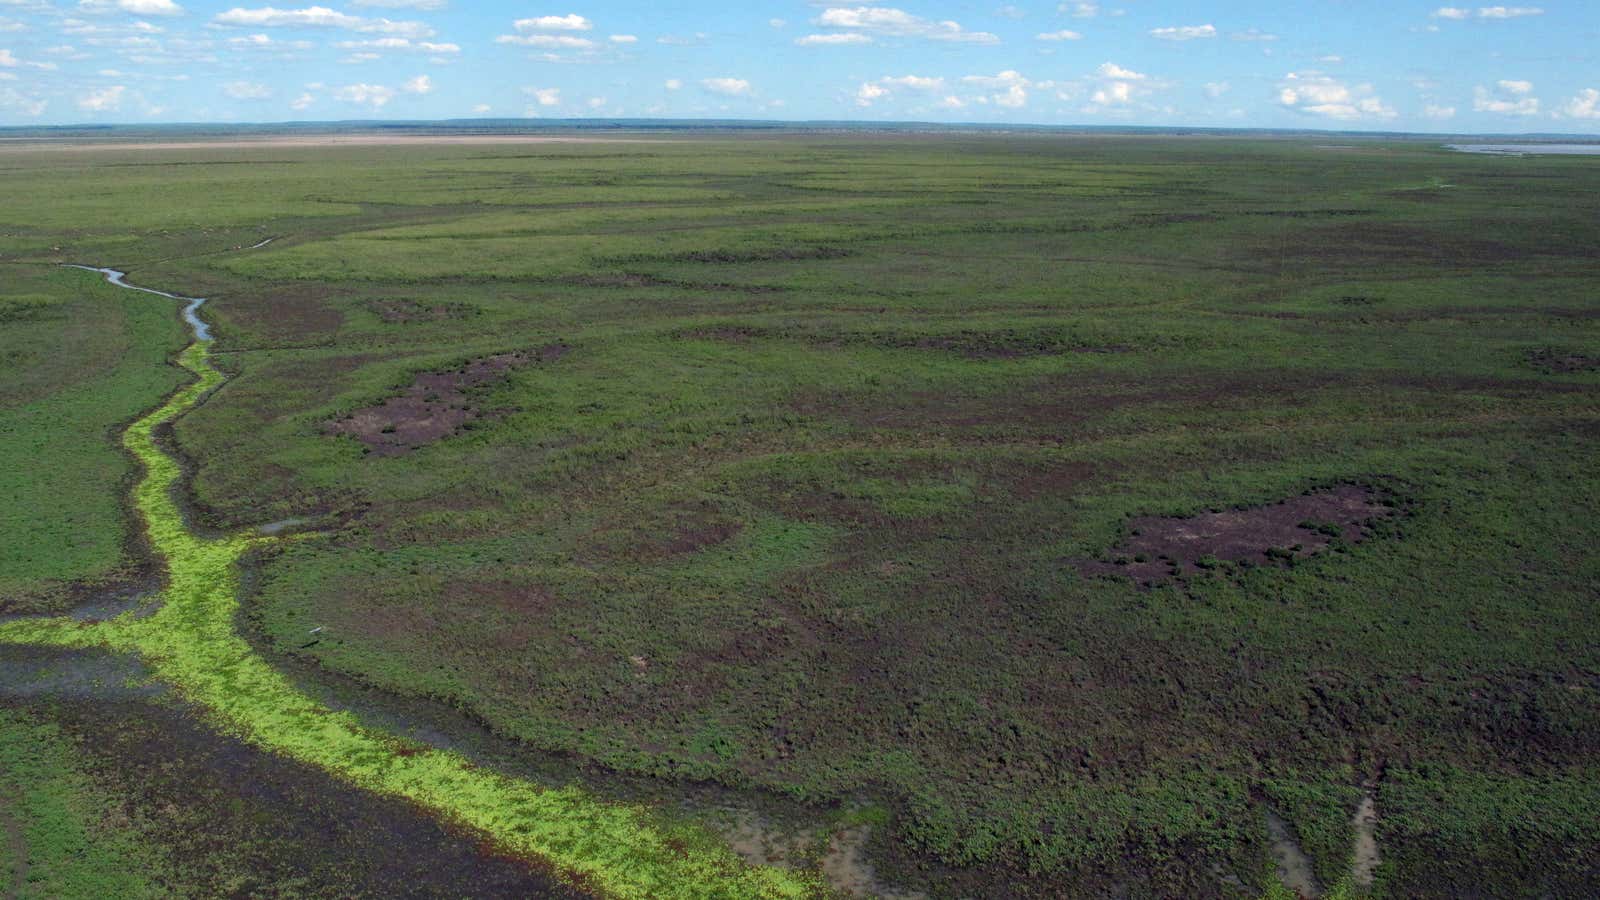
701 76 751 96
523 85 560 105
79 0 184 15
78 83 125 111
336 37 458 53
1278 71 1396 120
352 0 445 8
1150 24 1216 41
1087 62 1154 107
513 14 589 31
1433 5 1542 19
882 74 942 90
214 6 435 38
855 82 887 106
223 80 271 99
332 82 405 107
1473 83 1539 115
854 73 944 106
796 32 873 45
1036 29 1080 41
815 6 998 44
962 70 1032 108
1560 88 1599 119
1477 6 1543 18
0 87 46 115
495 34 595 49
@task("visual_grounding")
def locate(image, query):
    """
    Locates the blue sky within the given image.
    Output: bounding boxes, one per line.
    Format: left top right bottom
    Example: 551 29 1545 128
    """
0 1 1595 131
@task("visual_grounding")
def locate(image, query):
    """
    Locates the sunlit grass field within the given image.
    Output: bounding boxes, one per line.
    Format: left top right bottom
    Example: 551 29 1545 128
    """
1 134 1597 896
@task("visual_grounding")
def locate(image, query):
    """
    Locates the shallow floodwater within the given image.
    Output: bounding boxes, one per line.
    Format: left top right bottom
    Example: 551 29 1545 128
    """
65 265 211 340
1446 143 1600 156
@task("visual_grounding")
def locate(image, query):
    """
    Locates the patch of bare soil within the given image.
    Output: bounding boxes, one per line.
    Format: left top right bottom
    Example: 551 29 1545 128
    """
712 810 923 899
1526 347 1599 374
323 345 566 456
1081 484 1397 584
1350 791 1381 889
1265 808 1321 899
822 827 926 899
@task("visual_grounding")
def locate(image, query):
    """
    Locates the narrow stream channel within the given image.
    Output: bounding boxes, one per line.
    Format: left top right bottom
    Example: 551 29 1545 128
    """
0 265 817 899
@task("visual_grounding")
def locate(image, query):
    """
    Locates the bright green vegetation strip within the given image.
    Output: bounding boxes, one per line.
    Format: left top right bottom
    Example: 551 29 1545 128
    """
0 293 815 899
0 708 157 899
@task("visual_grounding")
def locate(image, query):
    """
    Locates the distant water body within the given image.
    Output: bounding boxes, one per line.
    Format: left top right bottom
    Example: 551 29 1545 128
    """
1446 143 1600 156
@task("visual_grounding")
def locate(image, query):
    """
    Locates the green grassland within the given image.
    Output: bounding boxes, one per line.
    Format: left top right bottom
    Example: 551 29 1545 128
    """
1 134 1597 896
0 266 186 612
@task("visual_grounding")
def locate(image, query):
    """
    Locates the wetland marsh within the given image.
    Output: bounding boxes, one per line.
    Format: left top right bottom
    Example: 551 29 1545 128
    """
1 133 1596 897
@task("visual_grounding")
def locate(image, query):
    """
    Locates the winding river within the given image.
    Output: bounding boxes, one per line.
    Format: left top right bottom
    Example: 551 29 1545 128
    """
0 266 814 899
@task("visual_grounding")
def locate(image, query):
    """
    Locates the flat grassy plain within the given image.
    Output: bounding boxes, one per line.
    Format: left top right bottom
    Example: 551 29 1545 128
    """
1 133 1597 896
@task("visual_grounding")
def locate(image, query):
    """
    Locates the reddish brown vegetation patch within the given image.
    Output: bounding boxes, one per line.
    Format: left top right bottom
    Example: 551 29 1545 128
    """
223 285 345 345
581 501 744 563
1009 461 1102 501
792 372 1281 432
1526 347 1599 374
1081 484 1397 584
679 324 768 344
681 324 1127 359
558 272 674 289
1252 222 1534 268
903 333 1129 359
369 299 476 324
323 344 566 456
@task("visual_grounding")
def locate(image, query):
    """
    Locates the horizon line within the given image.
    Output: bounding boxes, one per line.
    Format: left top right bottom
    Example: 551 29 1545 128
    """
2 117 1598 142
